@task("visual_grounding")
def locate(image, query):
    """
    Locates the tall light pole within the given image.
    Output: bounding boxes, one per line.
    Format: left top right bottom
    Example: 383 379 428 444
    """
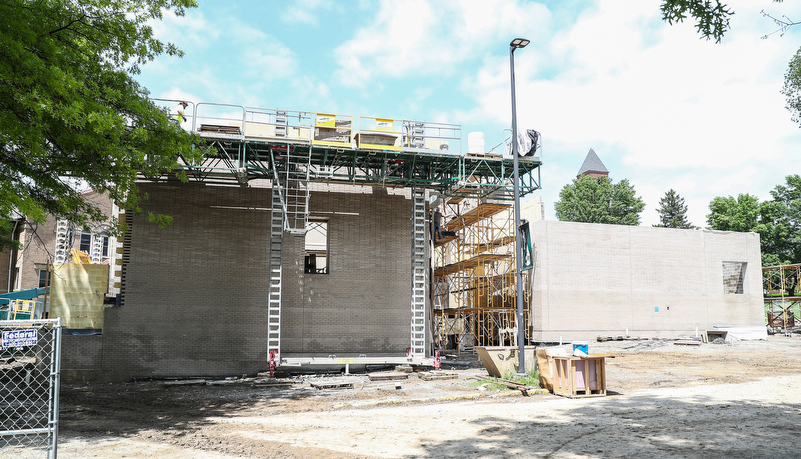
509 37 529 376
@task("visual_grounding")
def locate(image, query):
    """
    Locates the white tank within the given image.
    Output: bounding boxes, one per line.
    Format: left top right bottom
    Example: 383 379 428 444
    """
468 131 485 154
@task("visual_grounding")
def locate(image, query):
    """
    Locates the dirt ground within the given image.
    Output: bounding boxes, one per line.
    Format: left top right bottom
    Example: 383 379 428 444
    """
6 335 801 458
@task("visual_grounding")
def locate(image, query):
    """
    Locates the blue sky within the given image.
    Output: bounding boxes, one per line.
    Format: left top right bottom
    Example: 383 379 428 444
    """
137 0 801 227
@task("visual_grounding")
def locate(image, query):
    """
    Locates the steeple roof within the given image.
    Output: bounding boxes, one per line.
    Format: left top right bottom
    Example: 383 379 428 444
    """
577 148 608 178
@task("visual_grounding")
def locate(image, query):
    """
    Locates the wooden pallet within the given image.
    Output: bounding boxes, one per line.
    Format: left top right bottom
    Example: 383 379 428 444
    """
368 372 409 381
418 371 458 381
253 378 296 388
310 380 355 390
597 336 651 342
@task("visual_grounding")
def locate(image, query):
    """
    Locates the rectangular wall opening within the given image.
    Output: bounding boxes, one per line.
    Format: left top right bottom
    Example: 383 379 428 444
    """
304 220 328 274
722 261 746 294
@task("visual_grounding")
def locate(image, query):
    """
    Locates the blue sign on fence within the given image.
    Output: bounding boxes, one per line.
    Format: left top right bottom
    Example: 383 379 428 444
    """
2 329 38 348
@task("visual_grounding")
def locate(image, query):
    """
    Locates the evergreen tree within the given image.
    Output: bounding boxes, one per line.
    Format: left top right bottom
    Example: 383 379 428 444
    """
555 175 645 225
654 189 695 229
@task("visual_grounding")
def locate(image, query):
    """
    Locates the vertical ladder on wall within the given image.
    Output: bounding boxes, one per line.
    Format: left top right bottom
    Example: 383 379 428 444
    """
268 178 284 361
54 219 69 264
410 188 427 357
283 146 311 234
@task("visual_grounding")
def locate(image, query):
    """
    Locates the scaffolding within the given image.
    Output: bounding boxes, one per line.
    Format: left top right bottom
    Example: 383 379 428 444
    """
764 264 801 334
147 99 542 366
433 198 529 354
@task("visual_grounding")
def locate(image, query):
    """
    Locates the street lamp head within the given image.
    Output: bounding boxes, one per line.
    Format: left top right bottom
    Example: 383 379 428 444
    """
510 38 530 49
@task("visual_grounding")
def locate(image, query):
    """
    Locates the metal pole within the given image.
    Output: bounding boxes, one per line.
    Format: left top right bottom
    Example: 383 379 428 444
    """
510 44 526 376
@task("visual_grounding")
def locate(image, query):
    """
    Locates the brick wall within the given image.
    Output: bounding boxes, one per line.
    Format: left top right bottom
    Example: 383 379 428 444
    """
61 182 414 382
529 220 764 342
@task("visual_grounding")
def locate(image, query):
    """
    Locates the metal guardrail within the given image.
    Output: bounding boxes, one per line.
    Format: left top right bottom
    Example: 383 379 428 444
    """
151 99 466 154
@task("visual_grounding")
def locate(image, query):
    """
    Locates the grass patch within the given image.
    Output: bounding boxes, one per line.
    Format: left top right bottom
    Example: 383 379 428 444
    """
505 370 540 387
468 370 541 391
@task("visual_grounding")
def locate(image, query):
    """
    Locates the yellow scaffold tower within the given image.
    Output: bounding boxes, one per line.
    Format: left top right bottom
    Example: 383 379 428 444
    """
433 196 530 354
764 263 801 334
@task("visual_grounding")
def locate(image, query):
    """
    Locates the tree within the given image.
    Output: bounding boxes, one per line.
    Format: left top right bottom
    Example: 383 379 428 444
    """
706 193 791 266
555 176 645 226
0 0 201 251
782 50 801 125
770 174 801 262
654 189 695 229
660 1 787 43
660 0 734 43
660 2 801 128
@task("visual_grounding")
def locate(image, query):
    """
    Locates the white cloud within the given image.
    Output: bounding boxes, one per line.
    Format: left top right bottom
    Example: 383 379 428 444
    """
150 9 220 51
459 0 801 226
242 43 298 80
280 0 335 25
333 0 551 87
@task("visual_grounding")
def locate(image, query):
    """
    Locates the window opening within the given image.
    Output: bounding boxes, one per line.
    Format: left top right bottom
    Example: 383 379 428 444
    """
304 220 328 274
79 232 92 253
38 269 48 288
101 234 109 257
722 261 746 294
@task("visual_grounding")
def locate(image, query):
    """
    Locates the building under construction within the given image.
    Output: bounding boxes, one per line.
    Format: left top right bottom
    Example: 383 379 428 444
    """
57 101 542 382
432 197 543 354
764 263 801 333
50 102 767 382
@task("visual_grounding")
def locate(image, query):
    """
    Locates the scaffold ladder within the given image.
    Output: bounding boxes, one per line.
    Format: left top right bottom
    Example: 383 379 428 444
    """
284 147 311 234
90 233 103 264
54 219 69 264
410 188 427 357
268 164 285 361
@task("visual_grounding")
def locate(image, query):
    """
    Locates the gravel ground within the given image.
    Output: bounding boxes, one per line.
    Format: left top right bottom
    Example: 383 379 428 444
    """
4 334 801 458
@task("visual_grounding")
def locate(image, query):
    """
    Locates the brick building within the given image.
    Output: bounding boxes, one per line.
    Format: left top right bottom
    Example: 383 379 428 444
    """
2 190 118 296
577 148 608 180
45 103 761 381
61 182 421 381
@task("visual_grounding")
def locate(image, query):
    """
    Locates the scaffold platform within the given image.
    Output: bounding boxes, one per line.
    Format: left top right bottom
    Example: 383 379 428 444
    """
155 100 542 201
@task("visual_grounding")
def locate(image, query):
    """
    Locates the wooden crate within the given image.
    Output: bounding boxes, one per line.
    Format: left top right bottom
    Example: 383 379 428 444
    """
552 356 607 398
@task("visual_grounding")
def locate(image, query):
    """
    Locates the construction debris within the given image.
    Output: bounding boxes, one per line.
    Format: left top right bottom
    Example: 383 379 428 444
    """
367 371 409 381
597 336 651 342
309 379 355 390
417 370 459 381
493 378 534 396
163 379 206 387
361 382 402 391
252 378 295 388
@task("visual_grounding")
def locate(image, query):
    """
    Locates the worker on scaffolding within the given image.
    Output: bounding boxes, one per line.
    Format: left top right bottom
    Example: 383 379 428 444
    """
171 101 188 126
433 207 442 241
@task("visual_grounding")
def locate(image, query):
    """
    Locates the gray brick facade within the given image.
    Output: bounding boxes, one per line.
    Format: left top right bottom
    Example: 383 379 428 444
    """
61 182 415 382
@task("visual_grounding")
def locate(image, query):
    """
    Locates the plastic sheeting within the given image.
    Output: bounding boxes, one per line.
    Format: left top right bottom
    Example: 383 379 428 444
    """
712 325 768 340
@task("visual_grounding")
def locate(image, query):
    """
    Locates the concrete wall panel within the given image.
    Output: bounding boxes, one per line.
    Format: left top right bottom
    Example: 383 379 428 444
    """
530 220 763 342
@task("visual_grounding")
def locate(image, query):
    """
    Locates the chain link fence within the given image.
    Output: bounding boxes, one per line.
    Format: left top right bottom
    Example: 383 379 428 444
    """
0 319 62 458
